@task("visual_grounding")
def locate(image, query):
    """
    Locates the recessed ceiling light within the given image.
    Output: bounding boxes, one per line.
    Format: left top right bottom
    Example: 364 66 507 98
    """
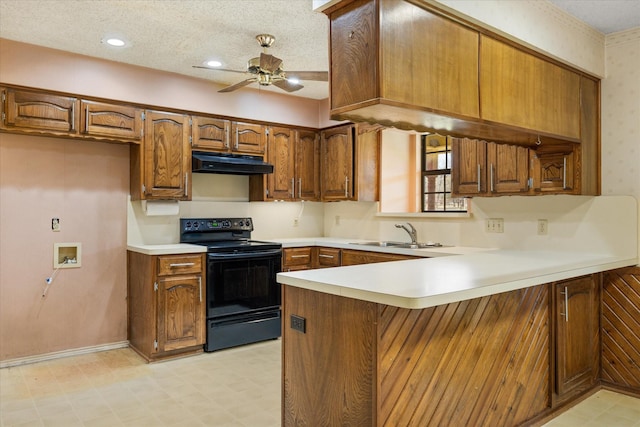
103 37 126 47
205 60 222 68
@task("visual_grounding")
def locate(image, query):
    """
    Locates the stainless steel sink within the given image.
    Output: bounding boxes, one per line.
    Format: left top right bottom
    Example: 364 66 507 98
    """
350 241 446 249
350 241 405 247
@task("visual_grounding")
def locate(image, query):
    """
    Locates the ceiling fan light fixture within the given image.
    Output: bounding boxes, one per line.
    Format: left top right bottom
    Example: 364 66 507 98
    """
205 60 222 68
287 77 300 84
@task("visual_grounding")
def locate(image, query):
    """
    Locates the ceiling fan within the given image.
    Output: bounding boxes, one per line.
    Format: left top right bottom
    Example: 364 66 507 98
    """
193 34 328 93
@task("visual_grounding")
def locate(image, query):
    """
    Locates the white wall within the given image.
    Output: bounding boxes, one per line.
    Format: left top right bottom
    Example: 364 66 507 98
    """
600 28 640 259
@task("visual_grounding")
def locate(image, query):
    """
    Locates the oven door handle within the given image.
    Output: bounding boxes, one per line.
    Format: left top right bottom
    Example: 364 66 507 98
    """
207 249 282 260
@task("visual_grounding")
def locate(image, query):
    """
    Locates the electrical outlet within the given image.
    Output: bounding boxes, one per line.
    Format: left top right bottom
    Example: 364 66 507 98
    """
538 219 548 235
293 218 299 227
291 314 306 333
52 218 60 232
486 218 504 233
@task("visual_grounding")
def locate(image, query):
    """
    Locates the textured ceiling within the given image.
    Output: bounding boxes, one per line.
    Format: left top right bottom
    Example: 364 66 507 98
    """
548 0 640 34
1 0 638 101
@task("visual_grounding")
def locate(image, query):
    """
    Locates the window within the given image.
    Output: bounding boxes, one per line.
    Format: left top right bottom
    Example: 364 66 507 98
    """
421 134 467 212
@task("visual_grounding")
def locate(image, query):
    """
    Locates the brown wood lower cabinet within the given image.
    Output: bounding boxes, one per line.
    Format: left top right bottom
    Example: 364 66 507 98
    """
127 251 206 362
282 247 420 271
283 284 551 426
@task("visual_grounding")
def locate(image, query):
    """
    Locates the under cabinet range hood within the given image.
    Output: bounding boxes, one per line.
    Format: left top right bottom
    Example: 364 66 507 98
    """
192 151 274 175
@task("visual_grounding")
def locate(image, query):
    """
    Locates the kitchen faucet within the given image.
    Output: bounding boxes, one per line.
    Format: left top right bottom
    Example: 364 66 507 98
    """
395 222 418 245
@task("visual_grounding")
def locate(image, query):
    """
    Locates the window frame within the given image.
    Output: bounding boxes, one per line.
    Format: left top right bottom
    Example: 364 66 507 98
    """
420 134 467 213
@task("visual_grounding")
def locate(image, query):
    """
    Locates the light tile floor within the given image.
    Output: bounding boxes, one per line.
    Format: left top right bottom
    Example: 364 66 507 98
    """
1 340 639 427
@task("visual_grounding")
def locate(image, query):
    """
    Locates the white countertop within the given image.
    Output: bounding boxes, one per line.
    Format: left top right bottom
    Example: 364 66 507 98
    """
277 249 637 309
127 244 207 255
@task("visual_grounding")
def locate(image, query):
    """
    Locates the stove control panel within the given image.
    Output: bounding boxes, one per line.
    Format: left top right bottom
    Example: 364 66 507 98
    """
180 218 253 233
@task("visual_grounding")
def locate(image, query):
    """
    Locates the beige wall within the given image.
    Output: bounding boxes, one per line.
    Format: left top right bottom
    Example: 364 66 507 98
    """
0 134 129 360
600 29 640 258
0 39 325 362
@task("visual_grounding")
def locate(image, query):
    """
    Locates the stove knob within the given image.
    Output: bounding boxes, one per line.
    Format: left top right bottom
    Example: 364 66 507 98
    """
239 220 244 226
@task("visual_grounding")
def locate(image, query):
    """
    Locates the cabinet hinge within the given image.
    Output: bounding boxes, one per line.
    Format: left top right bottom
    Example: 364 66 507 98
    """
265 189 269 196
153 340 158 350
141 112 145 121
266 128 269 136
527 177 533 189
142 184 147 195
154 282 158 291
189 135 193 146
1 92 5 102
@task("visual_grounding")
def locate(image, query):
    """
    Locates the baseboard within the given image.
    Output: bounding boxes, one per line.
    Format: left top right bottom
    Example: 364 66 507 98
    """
0 341 129 369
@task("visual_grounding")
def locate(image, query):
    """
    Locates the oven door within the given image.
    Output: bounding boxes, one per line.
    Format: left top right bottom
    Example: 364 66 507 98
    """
206 249 282 319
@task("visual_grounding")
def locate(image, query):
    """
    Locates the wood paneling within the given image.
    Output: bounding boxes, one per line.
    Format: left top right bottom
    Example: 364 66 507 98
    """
282 286 377 426
602 267 640 392
378 285 550 426
282 284 551 426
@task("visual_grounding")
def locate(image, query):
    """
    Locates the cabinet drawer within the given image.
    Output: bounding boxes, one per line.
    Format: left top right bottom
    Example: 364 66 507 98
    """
283 247 313 269
317 247 341 268
157 254 203 276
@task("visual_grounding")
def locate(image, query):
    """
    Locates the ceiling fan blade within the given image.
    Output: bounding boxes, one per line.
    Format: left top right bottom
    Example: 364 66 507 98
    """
260 53 283 74
285 71 329 82
192 65 247 74
273 79 304 93
218 78 256 93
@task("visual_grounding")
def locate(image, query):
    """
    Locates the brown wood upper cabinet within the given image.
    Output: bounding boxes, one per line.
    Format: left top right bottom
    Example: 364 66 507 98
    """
250 127 320 201
480 36 581 141
452 137 529 196
325 0 592 146
553 275 600 404
131 110 191 200
329 0 479 125
1 87 79 134
80 100 143 142
320 123 379 202
192 117 265 155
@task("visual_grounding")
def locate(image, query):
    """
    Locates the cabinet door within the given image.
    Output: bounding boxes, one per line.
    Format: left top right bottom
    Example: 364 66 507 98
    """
143 111 191 200
480 36 581 140
379 0 480 119
531 150 575 194
451 137 486 196
267 127 296 200
156 275 205 353
192 116 230 151
321 124 354 201
2 87 78 133
555 276 599 398
317 247 341 268
487 142 529 194
296 130 320 200
283 247 314 271
80 100 142 142
232 122 266 154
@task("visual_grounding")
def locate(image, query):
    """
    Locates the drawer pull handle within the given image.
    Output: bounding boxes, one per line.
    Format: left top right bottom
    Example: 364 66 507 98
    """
319 254 334 259
169 262 195 267
290 255 309 259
